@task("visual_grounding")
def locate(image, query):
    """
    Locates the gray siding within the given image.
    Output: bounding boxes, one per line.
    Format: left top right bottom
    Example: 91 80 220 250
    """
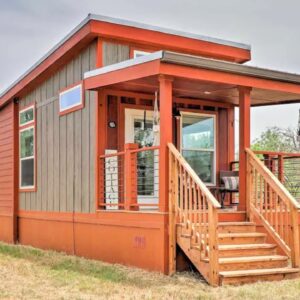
19 41 97 213
103 42 130 66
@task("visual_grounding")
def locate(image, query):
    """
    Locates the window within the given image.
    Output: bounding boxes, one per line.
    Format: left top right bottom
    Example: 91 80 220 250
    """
181 112 216 185
59 82 84 114
19 105 36 190
133 50 151 58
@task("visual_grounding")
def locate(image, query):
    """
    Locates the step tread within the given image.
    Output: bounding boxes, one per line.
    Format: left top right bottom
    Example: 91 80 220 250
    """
219 232 266 238
220 268 300 278
219 244 276 250
218 222 255 226
219 255 288 264
181 232 266 239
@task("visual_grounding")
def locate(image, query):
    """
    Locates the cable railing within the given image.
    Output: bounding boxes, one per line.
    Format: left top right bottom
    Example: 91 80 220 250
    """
254 151 300 202
98 144 159 211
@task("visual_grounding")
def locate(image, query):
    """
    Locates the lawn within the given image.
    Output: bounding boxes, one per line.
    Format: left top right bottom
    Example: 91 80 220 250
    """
0 243 300 299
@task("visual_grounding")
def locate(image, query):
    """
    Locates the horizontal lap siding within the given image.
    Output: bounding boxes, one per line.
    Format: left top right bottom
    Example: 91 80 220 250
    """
19 41 97 213
0 103 15 215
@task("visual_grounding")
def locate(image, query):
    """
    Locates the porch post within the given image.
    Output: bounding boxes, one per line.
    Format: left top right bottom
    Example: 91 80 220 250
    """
159 75 173 212
238 86 251 212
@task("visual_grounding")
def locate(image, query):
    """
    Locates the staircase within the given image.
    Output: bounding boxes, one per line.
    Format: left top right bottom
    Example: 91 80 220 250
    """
168 143 300 286
177 221 299 285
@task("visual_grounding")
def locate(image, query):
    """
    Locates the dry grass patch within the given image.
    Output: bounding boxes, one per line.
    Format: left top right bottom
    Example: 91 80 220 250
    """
0 242 300 299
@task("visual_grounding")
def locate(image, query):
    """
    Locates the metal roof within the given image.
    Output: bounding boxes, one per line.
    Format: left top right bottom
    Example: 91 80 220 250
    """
0 14 250 98
84 50 300 85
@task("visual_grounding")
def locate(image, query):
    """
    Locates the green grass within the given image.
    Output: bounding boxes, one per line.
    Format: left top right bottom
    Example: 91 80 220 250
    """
0 242 300 299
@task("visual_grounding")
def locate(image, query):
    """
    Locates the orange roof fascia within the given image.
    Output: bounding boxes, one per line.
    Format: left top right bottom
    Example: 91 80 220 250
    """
90 20 251 64
159 63 300 94
0 23 94 108
84 60 161 90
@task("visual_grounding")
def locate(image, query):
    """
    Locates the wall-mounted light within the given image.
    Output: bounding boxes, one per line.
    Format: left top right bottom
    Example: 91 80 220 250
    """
108 121 116 128
204 91 211 95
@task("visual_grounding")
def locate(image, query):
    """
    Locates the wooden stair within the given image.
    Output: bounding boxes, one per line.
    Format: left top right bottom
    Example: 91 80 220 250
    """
176 221 300 285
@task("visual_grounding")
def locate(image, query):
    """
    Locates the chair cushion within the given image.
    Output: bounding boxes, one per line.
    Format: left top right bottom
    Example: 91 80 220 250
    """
222 176 239 190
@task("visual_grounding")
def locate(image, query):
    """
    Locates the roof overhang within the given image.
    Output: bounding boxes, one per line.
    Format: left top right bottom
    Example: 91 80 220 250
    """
0 14 251 109
84 51 300 106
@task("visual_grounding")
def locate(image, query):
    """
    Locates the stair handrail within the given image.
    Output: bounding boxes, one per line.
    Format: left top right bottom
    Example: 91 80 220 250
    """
168 143 220 286
246 148 300 267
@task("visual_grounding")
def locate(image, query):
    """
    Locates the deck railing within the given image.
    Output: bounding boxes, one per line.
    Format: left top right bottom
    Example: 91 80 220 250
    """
254 151 300 202
168 143 220 285
99 144 159 211
246 148 300 267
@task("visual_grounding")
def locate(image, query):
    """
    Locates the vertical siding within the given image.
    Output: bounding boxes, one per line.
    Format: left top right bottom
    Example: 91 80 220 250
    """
19 41 97 213
102 42 130 66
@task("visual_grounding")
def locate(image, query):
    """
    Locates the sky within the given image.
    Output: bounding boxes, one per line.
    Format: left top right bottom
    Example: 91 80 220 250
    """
0 0 300 141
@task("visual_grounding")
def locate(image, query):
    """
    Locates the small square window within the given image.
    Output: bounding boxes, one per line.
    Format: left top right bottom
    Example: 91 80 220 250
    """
19 106 34 126
59 83 84 114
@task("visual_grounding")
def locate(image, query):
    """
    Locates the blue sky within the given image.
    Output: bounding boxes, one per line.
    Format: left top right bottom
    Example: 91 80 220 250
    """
0 0 300 140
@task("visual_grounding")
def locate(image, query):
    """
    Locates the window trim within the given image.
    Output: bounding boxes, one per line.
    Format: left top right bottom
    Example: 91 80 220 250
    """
19 104 35 127
59 81 84 116
180 111 217 186
18 104 37 192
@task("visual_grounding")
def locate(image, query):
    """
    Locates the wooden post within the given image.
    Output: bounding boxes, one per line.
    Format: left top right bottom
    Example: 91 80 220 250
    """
238 86 251 213
159 75 173 212
208 204 219 286
124 143 138 210
168 152 176 274
290 205 300 267
278 155 284 183
246 153 253 221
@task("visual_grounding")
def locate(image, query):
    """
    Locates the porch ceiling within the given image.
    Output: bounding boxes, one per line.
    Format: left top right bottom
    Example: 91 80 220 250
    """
84 51 300 107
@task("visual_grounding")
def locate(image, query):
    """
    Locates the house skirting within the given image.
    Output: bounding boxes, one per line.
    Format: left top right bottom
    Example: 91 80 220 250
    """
17 210 168 273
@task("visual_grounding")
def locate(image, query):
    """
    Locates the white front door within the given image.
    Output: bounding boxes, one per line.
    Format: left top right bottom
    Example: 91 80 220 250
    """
125 109 159 209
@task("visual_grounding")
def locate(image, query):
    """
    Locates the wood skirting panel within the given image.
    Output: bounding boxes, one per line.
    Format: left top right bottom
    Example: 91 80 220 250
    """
18 210 167 273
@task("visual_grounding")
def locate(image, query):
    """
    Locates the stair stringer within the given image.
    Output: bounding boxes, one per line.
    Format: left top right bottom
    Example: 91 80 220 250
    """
176 225 211 284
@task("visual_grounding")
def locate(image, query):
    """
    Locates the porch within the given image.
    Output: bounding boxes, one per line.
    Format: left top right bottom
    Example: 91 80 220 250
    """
84 51 300 285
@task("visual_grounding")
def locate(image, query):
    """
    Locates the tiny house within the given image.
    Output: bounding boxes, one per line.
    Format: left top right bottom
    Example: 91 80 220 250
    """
1 14 300 286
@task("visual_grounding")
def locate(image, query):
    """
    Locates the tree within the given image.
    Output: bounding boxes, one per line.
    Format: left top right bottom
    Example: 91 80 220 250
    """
252 126 300 152
252 126 300 200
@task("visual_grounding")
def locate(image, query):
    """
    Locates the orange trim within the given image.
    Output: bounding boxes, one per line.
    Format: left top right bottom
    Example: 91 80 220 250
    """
160 63 300 94
85 59 300 95
19 104 37 192
90 20 250 63
85 60 160 90
238 87 251 211
0 18 250 109
59 80 85 116
0 23 92 108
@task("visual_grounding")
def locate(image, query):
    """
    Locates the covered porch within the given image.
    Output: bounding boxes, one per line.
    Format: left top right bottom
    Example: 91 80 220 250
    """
85 50 300 214
84 51 300 285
